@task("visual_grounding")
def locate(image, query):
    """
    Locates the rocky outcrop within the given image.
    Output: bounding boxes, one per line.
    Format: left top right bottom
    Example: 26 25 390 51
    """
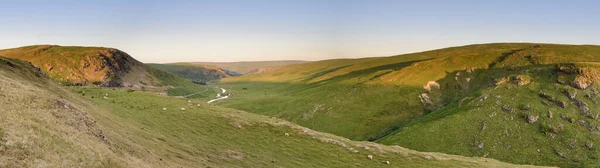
0 45 162 87
557 63 600 89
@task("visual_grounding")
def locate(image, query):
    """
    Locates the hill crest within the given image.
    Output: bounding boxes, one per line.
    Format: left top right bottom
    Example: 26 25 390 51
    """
0 45 178 89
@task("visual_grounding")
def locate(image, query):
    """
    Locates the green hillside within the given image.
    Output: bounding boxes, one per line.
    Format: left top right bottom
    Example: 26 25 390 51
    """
0 55 535 167
0 45 211 97
220 43 600 167
190 60 307 74
148 63 226 82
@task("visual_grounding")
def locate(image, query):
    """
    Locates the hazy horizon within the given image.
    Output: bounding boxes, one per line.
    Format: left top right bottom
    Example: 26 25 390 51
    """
2 0 600 63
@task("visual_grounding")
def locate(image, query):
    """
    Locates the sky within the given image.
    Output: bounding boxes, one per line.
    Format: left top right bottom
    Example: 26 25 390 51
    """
1 0 599 63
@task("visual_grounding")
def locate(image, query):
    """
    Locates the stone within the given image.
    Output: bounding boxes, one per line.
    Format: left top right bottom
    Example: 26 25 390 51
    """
565 90 577 100
477 142 484 149
502 105 513 113
526 115 538 123
572 79 591 89
423 81 440 91
556 100 568 108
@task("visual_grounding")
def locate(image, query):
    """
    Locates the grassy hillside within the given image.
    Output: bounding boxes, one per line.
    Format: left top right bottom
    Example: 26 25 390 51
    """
0 45 178 88
220 43 600 167
0 56 131 167
377 63 600 167
0 45 211 97
148 63 225 82
0 56 534 167
190 60 307 74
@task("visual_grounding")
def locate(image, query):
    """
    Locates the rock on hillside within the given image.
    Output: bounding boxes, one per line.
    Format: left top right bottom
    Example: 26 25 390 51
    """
0 45 174 88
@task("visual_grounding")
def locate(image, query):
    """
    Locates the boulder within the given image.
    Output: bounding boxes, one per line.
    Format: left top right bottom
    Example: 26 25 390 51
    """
526 115 538 123
423 81 440 92
572 78 591 89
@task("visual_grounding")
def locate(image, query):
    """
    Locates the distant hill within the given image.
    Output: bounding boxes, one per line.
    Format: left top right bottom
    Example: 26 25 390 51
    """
221 43 600 167
0 45 190 90
189 60 307 75
148 63 227 83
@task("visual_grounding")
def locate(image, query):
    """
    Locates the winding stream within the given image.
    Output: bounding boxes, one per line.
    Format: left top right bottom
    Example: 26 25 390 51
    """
207 87 228 104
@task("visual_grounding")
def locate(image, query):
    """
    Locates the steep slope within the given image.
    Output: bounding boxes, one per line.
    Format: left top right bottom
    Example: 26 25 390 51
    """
191 60 307 75
0 56 535 167
0 45 182 89
0 56 133 167
220 43 600 167
378 63 600 167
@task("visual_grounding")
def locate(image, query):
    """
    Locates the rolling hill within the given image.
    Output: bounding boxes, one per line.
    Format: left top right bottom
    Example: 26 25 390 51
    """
220 43 600 167
147 63 228 83
0 55 537 167
0 45 186 89
190 60 307 75
0 45 216 98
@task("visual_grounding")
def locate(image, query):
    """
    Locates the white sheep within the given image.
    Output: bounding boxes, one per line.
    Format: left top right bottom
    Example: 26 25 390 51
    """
384 161 390 165
284 133 290 136
188 100 192 103
102 96 108 99
162 108 167 111
367 155 373 160
197 104 201 107
180 108 186 111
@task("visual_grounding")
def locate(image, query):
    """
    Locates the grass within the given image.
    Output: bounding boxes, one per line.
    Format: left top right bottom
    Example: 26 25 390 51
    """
148 63 226 82
0 56 124 167
219 43 600 167
189 60 307 74
0 45 208 97
0 45 117 85
0 55 542 167
67 86 541 168
218 82 423 141
377 64 600 167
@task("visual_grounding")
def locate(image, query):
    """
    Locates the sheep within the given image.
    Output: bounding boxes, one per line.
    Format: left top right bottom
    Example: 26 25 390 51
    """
383 161 390 165
102 96 108 99
284 133 290 136
188 100 192 103
180 108 186 111
197 104 201 107
367 155 373 160
162 108 167 111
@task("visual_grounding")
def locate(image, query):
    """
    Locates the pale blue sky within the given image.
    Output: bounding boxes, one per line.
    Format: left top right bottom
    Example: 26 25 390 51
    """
1 0 599 63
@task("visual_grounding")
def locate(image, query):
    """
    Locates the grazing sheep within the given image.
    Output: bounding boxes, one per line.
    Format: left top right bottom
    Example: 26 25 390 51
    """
188 100 192 103
102 96 108 99
367 155 373 160
162 108 167 111
284 133 290 136
105 94 109 96
181 108 186 111
384 161 390 165
197 104 201 107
